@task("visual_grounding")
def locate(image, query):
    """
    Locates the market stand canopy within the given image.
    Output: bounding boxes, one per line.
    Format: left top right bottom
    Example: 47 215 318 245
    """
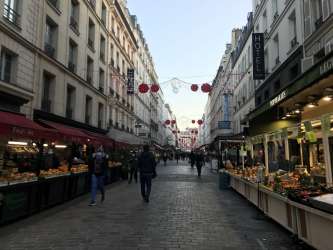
0 111 54 139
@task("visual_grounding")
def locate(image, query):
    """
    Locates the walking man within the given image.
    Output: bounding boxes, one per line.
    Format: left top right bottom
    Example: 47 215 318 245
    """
138 145 157 203
195 151 205 177
162 152 168 166
89 146 108 206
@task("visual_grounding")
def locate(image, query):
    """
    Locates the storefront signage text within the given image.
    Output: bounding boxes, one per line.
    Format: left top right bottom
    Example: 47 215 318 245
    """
12 127 34 137
252 33 265 80
320 57 333 76
270 91 287 107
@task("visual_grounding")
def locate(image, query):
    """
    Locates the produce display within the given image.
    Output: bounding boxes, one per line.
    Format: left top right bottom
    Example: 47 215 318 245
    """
0 168 37 185
39 165 70 178
71 164 88 174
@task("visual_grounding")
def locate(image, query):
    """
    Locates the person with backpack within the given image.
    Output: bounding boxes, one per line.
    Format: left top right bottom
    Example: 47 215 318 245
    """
89 146 108 206
195 151 205 178
137 145 157 203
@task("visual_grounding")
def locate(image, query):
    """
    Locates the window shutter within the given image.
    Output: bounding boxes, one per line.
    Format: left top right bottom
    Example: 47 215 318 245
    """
304 0 312 38
323 0 330 20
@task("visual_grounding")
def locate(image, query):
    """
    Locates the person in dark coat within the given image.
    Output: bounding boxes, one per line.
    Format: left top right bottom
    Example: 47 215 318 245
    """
128 151 138 184
88 146 108 206
138 145 157 203
162 153 168 166
189 151 195 168
195 151 205 177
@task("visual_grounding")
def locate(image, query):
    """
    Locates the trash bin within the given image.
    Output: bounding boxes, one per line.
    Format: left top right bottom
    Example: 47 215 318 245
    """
219 170 230 190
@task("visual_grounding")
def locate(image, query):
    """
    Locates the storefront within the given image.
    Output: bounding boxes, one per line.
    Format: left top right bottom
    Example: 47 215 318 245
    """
0 110 123 225
225 51 333 250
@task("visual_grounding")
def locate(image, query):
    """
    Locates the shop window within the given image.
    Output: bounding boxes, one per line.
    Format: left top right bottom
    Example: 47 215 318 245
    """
66 85 75 119
3 0 21 26
44 16 58 58
42 71 55 113
0 48 17 83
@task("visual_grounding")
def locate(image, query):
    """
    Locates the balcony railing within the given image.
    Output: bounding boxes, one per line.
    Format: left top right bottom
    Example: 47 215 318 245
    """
290 37 298 49
44 43 56 58
3 3 20 27
66 108 73 119
88 38 94 51
87 76 92 85
70 16 79 34
315 16 323 30
68 62 76 73
99 86 104 93
89 0 96 10
48 0 59 10
41 99 52 113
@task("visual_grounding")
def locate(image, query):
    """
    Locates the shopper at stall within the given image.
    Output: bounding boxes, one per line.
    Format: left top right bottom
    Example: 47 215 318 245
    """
195 151 205 177
138 145 157 203
89 146 108 206
128 151 138 184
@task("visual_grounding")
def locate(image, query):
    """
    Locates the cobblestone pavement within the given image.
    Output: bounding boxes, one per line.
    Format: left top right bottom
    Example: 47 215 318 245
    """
0 161 309 250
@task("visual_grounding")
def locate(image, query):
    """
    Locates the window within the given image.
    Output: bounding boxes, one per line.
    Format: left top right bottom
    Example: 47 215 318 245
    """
110 43 114 66
68 39 77 73
66 85 75 119
257 96 262 106
289 10 297 48
262 9 267 32
42 72 55 113
323 0 333 20
99 69 105 93
273 34 280 65
70 0 79 33
98 103 104 128
100 35 105 62
311 0 323 29
45 17 58 58
116 52 120 72
85 96 92 124
3 0 20 26
87 56 93 84
101 2 107 25
122 59 125 77
304 0 312 37
0 48 17 83
88 19 95 51
272 0 278 16
88 0 96 10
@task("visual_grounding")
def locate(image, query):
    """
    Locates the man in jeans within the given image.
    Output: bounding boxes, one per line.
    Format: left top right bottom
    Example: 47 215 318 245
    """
89 146 108 206
138 145 157 203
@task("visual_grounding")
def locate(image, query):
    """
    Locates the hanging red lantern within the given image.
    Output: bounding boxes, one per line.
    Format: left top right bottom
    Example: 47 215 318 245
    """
150 84 160 93
165 120 171 125
138 83 149 93
191 120 195 124
197 119 203 125
201 83 212 93
191 84 198 92
171 120 176 125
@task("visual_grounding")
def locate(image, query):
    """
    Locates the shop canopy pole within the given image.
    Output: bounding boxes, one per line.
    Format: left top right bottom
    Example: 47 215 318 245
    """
284 135 290 161
323 132 333 187
300 140 304 167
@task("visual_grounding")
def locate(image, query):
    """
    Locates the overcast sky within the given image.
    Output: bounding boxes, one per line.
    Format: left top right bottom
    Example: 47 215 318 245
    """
128 0 253 130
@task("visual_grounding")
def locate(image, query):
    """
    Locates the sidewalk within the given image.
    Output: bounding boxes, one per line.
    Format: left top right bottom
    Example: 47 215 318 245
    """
0 162 307 250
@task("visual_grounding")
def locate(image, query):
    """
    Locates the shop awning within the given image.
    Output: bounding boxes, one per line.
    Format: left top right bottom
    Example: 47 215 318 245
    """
83 131 115 147
39 120 89 143
0 111 54 139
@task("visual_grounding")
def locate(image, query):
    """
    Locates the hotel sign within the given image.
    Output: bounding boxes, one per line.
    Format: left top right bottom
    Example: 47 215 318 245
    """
320 56 333 76
252 33 265 80
270 90 287 107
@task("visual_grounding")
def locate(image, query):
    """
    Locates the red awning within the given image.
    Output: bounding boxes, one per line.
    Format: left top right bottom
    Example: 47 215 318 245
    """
83 131 115 147
39 120 89 143
0 111 54 139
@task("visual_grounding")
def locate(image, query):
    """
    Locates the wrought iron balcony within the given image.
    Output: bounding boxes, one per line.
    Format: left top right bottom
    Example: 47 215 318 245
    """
68 62 76 73
3 3 20 27
87 76 92 85
70 16 79 33
315 16 323 30
44 43 56 58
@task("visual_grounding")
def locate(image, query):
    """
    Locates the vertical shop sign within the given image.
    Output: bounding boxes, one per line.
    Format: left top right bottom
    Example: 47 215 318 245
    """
127 69 135 95
252 33 265 80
